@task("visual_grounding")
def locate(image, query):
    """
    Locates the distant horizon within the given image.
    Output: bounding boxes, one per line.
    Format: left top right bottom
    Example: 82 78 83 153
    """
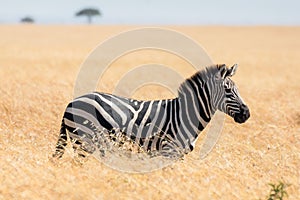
0 0 299 25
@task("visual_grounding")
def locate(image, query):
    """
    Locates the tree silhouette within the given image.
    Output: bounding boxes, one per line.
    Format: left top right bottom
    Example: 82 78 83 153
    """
20 16 34 23
75 8 101 24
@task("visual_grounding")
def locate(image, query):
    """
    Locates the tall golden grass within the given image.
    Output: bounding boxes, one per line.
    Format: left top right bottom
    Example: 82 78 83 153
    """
0 25 299 199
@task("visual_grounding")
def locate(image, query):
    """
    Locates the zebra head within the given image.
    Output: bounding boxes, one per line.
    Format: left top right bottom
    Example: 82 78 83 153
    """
213 64 250 123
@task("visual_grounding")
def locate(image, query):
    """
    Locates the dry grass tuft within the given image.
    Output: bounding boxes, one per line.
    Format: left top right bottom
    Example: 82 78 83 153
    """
0 25 299 199
294 113 300 126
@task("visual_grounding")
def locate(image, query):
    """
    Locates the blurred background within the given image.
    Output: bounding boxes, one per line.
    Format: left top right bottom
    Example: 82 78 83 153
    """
0 0 299 25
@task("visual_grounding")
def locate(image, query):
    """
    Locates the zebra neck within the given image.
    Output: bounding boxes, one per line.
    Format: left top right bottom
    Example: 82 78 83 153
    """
176 87 216 137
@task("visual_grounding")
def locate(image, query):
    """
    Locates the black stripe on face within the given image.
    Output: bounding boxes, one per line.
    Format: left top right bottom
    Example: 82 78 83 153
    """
67 101 113 130
225 86 241 107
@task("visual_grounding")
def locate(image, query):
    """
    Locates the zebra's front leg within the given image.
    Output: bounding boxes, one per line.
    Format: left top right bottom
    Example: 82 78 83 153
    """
159 140 185 160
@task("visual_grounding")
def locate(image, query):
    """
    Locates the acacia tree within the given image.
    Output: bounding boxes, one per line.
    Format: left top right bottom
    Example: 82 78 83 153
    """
20 16 34 23
75 8 101 24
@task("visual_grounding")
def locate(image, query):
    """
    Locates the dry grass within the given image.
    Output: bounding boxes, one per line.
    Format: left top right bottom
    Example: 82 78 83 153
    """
0 25 299 199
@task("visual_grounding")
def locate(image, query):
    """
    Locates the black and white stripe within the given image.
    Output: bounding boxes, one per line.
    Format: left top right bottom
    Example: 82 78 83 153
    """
53 64 250 158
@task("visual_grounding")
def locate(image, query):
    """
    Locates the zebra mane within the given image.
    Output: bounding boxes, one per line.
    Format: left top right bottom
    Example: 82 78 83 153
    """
178 64 221 96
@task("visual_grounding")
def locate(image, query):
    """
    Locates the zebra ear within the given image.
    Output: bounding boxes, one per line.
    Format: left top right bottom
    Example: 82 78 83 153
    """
226 64 238 77
218 64 227 79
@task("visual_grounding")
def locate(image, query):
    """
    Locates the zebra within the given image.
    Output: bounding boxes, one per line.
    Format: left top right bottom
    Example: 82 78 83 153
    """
53 64 250 159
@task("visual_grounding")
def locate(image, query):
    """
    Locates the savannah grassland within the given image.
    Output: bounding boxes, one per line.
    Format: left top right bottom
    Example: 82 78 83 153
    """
0 25 299 199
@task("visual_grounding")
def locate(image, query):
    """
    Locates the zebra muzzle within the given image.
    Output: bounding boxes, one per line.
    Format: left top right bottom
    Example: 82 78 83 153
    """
234 104 250 123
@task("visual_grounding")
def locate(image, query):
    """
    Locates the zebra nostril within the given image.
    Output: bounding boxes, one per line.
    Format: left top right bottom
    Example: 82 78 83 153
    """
241 104 250 118
241 104 249 111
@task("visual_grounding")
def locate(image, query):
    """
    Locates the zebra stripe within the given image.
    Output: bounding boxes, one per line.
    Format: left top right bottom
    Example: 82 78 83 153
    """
53 64 250 159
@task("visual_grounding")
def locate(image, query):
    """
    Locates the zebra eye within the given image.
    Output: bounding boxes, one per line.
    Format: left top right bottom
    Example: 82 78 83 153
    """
223 81 230 89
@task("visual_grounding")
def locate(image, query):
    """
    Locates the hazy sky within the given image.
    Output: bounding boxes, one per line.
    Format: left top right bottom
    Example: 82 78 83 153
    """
0 0 299 25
